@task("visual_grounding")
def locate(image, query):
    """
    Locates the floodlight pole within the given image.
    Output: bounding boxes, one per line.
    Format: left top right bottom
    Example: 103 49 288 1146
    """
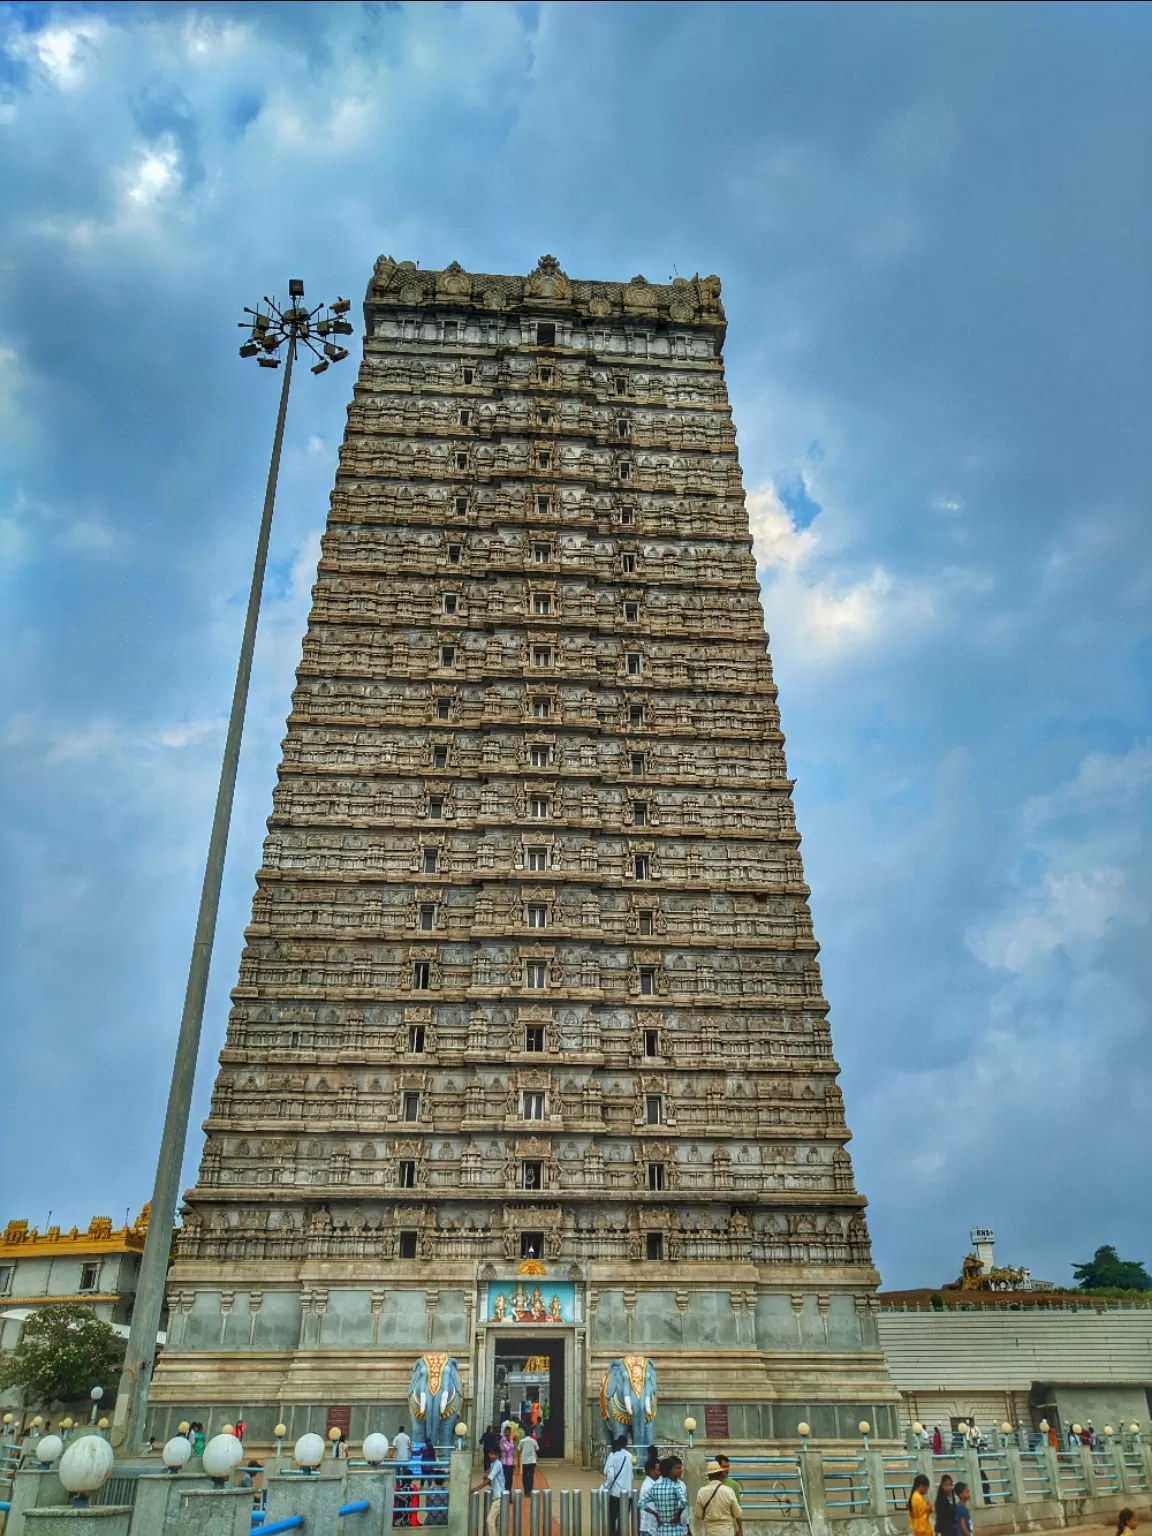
111 279 350 1452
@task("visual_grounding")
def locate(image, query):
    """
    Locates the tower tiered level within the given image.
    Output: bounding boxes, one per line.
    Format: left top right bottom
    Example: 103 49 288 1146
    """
150 255 898 1456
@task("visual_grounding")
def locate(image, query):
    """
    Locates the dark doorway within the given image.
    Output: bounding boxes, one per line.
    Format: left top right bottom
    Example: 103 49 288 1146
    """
492 1335 565 1458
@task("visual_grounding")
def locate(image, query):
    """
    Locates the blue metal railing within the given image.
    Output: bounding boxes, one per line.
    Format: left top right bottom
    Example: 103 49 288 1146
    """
252 1495 371 1527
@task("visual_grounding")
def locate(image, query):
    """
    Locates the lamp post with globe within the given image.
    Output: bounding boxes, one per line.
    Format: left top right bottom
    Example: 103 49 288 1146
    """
110 280 353 1454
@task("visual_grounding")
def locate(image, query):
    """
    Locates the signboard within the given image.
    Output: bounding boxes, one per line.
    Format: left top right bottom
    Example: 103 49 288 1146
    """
326 1405 352 1439
704 1404 729 1439
482 1279 576 1324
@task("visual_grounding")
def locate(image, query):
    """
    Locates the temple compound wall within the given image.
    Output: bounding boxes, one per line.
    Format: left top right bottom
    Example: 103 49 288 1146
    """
148 255 899 1459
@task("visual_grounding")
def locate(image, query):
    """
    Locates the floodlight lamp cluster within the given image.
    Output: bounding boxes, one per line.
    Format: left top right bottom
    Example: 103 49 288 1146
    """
238 278 354 375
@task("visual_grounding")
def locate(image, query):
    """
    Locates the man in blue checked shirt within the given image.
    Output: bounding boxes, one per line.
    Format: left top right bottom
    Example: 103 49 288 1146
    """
639 1456 689 1532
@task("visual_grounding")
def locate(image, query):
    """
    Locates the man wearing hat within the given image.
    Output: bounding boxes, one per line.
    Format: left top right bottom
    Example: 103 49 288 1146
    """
695 1460 744 1536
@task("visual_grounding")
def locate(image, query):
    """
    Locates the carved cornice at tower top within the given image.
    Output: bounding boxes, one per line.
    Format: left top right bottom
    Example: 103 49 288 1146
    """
367 255 726 330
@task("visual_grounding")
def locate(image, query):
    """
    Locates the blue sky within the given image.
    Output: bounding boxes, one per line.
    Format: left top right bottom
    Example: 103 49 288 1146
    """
1 0 1149 1290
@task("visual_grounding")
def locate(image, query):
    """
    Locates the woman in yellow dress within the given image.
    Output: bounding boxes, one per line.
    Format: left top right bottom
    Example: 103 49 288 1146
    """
908 1475 932 1536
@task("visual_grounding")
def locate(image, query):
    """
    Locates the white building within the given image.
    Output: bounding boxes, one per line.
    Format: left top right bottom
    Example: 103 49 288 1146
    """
877 1303 1152 1435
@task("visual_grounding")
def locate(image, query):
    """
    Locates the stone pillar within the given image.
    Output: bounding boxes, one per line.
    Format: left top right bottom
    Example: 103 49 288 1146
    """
4 1469 68 1536
446 1449 472 1536
864 1450 888 1517
798 1449 831 1536
264 1469 348 1530
346 1466 396 1536
24 1510 132 1536
1003 1445 1026 1504
160 1487 254 1535
1078 1442 1099 1498
129 1471 217 1532
1041 1442 1062 1502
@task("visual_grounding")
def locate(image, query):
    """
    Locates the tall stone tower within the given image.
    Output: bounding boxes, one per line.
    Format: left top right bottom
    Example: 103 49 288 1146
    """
151 256 897 1456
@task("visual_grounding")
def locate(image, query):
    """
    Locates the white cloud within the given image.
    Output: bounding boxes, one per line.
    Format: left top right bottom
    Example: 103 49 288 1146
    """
123 138 182 207
969 745 1152 974
156 719 225 750
9 18 109 88
45 719 118 764
747 484 933 660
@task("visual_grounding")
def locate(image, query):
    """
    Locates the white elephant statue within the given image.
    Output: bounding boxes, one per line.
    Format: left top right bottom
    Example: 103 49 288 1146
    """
408 1351 463 1447
600 1354 658 1447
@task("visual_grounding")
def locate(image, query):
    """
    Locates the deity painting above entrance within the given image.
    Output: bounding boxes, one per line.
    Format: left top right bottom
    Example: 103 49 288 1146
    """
483 1280 577 1325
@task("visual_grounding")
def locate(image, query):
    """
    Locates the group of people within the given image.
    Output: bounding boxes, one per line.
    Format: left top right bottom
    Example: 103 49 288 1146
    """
604 1439 744 1536
909 1476 1140 1536
478 1420 542 1506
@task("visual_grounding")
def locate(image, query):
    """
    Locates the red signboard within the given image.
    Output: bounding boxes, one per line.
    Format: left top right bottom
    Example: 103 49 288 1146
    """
704 1404 729 1439
326 1405 352 1440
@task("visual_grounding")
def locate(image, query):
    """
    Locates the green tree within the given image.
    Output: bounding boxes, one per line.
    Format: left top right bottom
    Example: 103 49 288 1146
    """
0 1304 124 1407
1072 1245 1152 1292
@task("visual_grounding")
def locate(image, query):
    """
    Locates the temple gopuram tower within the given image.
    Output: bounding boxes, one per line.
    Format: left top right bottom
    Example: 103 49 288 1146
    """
150 256 898 1457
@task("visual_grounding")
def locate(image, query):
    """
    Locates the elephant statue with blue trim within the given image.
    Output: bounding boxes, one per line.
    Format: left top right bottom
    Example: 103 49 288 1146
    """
408 1351 463 1448
600 1354 658 1447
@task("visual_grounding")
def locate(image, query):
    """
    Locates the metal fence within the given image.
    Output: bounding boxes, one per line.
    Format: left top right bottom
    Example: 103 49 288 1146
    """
975 1452 1012 1505
1018 1451 1053 1499
1054 1451 1087 1499
721 1456 805 1518
1091 1451 1121 1496
881 1454 918 1511
1123 1448 1150 1493
390 1457 451 1525
820 1456 868 1513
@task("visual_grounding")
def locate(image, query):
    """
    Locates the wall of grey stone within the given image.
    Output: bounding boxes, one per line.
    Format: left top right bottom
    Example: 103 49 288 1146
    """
593 1289 869 1352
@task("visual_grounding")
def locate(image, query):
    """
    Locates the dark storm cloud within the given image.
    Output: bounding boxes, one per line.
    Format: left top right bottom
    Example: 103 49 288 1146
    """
0 0 1148 1286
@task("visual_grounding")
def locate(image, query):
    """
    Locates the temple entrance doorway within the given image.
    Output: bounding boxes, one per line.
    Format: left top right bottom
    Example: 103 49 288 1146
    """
491 1335 565 1458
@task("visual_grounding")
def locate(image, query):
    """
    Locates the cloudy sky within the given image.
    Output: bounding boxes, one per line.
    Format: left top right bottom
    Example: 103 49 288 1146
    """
1 1 1149 1291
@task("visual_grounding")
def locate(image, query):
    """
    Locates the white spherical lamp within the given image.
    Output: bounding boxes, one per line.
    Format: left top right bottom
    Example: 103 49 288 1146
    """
858 1421 871 1436
220 1424 235 1437
1130 1423 1141 1434
956 1422 968 1436
1001 1422 1013 1434
328 1426 342 1443
60 1418 74 1432
1071 1424 1083 1436
177 1421 191 1435
1104 1425 1114 1437
162 1435 193 1472
97 1419 109 1431
36 1435 64 1466
294 1432 326 1470
911 1421 924 1436
797 1421 811 1438
273 1423 288 1439
3 1412 13 1426
59 1434 114 1498
1038 1420 1049 1433
90 1387 104 1403
363 1432 390 1464
202 1433 244 1481
455 1422 468 1440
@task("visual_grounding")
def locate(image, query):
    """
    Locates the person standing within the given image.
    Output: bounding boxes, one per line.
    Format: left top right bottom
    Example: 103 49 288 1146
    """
191 1423 207 1457
602 1435 634 1536
934 1475 957 1536
519 1427 540 1498
394 1425 412 1462
640 1456 689 1535
715 1456 743 1499
473 1452 505 1536
932 1427 943 1456
908 1474 932 1536
499 1424 517 1492
639 1450 663 1536
954 1483 973 1536
481 1425 501 1463
695 1460 743 1536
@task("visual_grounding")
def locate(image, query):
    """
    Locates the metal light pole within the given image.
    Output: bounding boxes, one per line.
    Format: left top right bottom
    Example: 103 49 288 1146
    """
110 279 353 1452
